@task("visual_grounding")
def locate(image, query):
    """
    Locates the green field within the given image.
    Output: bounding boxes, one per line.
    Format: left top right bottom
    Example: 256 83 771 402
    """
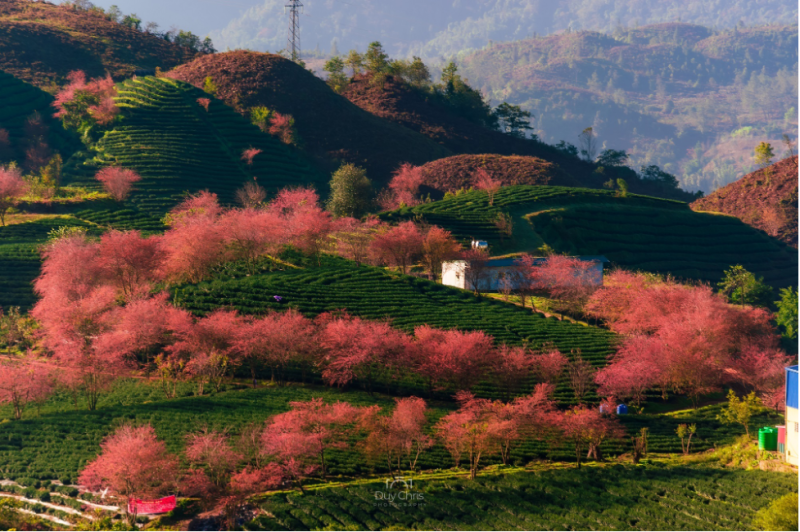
63 76 328 230
383 186 798 289
0 379 782 484
248 464 796 531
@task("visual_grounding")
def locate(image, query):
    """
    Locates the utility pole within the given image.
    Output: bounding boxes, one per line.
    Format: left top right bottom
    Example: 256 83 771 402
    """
285 0 303 62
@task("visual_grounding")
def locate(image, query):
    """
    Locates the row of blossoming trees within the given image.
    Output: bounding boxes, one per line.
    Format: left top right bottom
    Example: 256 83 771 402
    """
82 388 625 526
0 176 790 417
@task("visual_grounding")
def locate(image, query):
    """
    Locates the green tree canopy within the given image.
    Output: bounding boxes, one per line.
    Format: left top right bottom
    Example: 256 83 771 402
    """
717 265 774 308
327 163 372 218
754 141 775 168
494 103 534 139
775 287 798 340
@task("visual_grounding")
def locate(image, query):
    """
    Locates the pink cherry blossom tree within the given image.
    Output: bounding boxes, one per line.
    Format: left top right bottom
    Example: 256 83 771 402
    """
0 166 26 226
473 168 502 206
95 167 141 202
370 221 424 275
79 424 179 526
0 356 54 419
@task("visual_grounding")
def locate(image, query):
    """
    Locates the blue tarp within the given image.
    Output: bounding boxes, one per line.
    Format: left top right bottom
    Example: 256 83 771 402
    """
786 366 798 410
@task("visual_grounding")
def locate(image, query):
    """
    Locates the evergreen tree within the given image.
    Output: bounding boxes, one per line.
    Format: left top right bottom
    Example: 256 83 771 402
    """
327 164 372 218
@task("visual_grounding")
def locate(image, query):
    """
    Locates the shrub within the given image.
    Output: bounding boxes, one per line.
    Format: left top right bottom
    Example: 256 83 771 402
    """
752 492 798 531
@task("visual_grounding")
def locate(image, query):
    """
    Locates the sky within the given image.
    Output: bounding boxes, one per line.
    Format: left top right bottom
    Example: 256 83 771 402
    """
57 0 256 36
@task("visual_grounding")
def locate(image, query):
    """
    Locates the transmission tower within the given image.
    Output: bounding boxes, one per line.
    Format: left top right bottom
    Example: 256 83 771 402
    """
285 0 303 62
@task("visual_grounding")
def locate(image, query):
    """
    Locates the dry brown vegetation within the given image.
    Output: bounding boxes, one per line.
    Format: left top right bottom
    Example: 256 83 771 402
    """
692 156 798 246
0 0 196 87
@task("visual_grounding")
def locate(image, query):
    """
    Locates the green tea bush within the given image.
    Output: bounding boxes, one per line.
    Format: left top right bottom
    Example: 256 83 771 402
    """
249 465 797 531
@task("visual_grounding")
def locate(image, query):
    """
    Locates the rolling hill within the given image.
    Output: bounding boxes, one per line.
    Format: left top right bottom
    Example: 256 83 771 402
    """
0 0 197 87
174 251 616 403
691 156 798 247
166 51 452 185
63 75 327 230
341 73 699 201
0 68 78 164
382 185 798 289
416 154 583 193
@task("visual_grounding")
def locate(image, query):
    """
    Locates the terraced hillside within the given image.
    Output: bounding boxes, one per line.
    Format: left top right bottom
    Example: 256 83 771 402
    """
0 0 197 87
383 186 798 289
0 69 78 163
0 217 101 310
166 51 452 184
64 76 327 230
0 379 783 482
251 465 795 531
174 253 616 402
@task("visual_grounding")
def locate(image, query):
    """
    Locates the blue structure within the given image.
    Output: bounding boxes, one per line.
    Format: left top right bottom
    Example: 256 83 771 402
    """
785 366 798 465
616 404 628 415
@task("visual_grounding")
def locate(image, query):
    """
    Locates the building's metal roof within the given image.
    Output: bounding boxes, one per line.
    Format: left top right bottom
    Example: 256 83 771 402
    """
482 256 610 268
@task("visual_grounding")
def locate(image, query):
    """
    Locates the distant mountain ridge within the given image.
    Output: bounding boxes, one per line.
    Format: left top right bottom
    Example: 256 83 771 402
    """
458 23 798 194
212 0 797 59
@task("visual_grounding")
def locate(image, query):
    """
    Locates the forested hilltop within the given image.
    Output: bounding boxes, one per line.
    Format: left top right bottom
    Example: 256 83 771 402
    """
459 23 798 193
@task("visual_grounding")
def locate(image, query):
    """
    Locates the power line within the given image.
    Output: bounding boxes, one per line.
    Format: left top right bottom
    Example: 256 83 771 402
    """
285 0 303 62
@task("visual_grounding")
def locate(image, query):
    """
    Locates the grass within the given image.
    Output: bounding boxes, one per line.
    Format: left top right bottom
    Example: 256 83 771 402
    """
383 185 798 289
0 377 783 484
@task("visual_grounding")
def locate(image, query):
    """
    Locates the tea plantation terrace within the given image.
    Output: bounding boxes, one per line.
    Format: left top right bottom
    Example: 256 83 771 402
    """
62 76 327 230
383 185 798 289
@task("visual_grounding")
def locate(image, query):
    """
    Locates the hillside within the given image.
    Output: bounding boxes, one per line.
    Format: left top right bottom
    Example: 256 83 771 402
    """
691 156 798 247
0 69 78 164
0 217 101 311
63 76 327 230
417 154 583 193
212 0 797 59
383 185 798 289
0 378 784 483
342 74 696 201
166 51 452 184
175 252 616 404
0 0 197 87
459 23 798 194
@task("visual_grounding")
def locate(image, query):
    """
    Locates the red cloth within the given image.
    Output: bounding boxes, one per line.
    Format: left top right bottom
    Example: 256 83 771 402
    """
777 426 786 444
128 495 176 515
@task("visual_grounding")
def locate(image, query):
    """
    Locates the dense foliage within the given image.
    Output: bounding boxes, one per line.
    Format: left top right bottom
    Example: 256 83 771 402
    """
459 23 798 193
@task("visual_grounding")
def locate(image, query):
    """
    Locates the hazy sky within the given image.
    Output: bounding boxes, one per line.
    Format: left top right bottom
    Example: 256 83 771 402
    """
56 0 257 36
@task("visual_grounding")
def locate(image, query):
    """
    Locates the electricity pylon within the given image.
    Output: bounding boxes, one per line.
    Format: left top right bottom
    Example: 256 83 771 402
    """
285 0 303 62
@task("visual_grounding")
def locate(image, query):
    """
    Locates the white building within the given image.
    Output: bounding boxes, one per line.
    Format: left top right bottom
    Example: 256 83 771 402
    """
786 365 798 466
441 256 609 292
